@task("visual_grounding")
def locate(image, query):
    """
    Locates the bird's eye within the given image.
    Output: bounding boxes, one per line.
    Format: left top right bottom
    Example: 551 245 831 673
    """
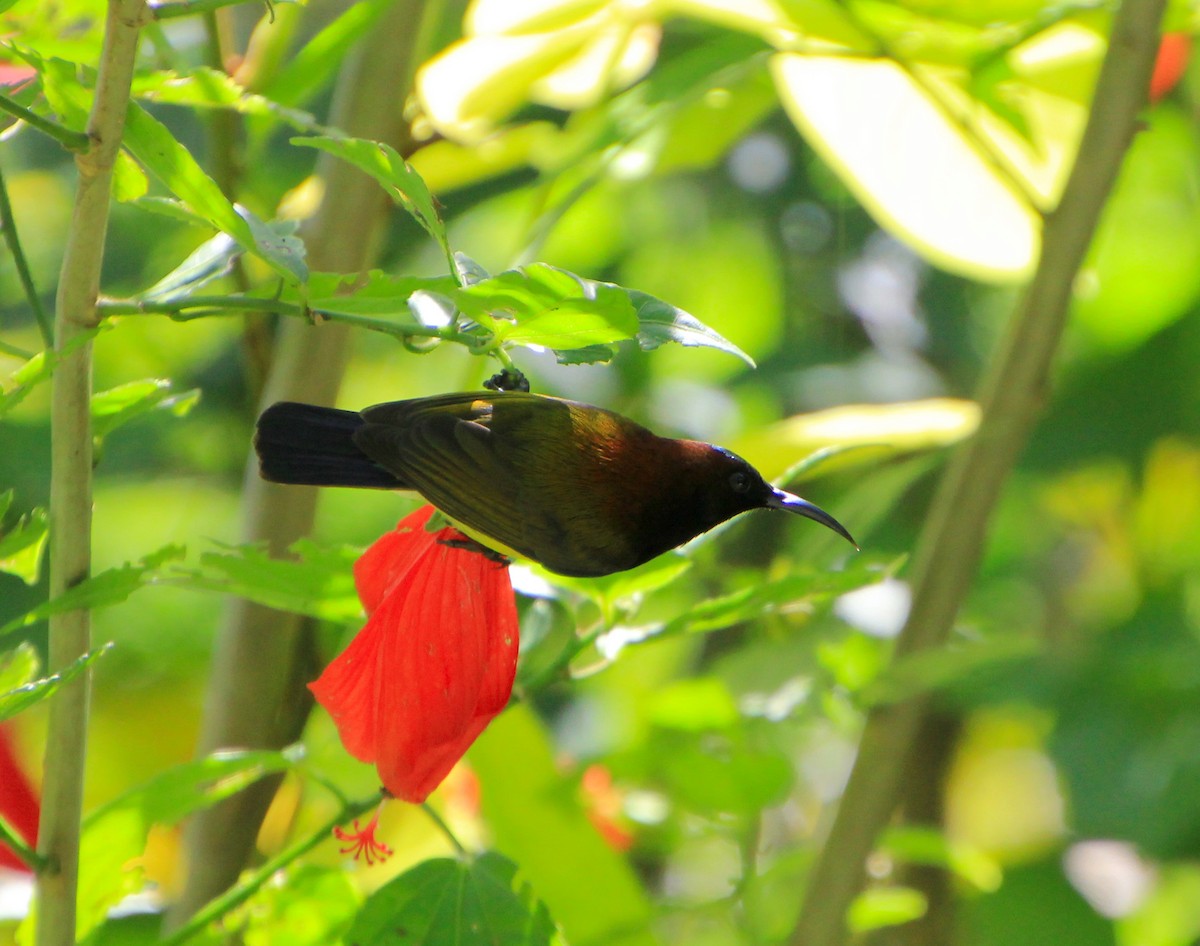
729 471 752 493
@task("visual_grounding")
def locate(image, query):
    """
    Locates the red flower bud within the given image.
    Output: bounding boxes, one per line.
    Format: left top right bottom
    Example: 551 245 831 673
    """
310 506 519 804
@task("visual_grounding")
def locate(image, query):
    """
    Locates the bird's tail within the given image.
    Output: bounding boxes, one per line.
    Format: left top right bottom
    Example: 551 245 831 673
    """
255 401 403 488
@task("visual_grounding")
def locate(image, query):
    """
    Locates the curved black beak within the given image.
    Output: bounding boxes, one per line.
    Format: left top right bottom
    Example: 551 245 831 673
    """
766 488 859 550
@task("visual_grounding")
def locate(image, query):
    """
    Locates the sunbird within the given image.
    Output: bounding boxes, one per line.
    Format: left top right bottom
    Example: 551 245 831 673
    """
255 391 856 577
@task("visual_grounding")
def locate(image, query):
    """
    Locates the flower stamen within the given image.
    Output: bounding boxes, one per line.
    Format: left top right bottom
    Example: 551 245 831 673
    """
332 804 392 865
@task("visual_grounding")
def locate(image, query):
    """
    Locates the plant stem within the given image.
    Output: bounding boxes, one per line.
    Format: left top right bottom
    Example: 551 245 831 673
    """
0 93 91 152
170 0 435 924
787 2 1168 944
150 0 267 20
98 294 487 347
0 160 52 347
0 813 45 871
161 793 380 946
422 802 469 857
0 338 36 359
36 3 147 945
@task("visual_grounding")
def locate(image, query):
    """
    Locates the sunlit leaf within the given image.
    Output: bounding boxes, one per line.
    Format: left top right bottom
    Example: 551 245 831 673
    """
348 852 557 946
132 66 319 130
123 103 307 282
881 825 1003 893
598 555 902 654
0 643 110 723
72 749 298 942
300 271 457 319
0 326 108 418
772 53 1042 281
730 399 981 482
470 706 657 946
92 379 200 447
291 136 454 273
0 643 38 702
630 289 754 366
537 551 691 623
0 493 48 585
134 232 240 302
0 545 185 639
848 887 927 933
242 864 361 946
174 539 363 622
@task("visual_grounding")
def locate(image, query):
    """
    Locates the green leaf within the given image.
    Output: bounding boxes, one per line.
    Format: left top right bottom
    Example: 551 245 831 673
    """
174 539 363 622
127 196 217 230
452 263 638 353
0 643 110 723
0 643 39 700
291 136 453 274
658 740 795 814
261 0 396 109
73 749 298 943
92 379 200 447
135 232 240 303
0 493 48 585
301 270 457 319
730 398 981 483
880 825 1002 893
0 544 186 639
607 555 903 649
537 551 691 623
0 326 108 418
470 706 658 946
630 289 755 366
502 304 638 349
847 887 927 933
132 66 320 130
243 864 361 946
348 852 557 946
123 103 307 283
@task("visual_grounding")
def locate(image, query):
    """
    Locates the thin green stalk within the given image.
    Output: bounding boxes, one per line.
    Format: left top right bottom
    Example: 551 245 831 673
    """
0 813 45 871
0 338 36 359
0 160 52 346
150 0 267 20
788 3 1169 944
161 793 381 946
421 802 469 857
37 3 147 945
0 93 90 152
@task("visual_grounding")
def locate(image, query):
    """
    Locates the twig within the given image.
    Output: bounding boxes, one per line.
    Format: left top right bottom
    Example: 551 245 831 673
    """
0 92 90 152
36 2 147 945
160 793 380 946
0 159 52 346
788 2 1169 944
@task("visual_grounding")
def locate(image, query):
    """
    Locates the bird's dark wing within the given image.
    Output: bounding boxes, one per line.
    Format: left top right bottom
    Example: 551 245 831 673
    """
354 393 626 574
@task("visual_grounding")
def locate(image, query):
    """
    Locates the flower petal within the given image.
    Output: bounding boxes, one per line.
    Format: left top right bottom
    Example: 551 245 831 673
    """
374 539 519 803
354 505 439 615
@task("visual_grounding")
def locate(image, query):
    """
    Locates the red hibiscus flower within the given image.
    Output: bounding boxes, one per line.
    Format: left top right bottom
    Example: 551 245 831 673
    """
0 723 39 872
310 506 519 808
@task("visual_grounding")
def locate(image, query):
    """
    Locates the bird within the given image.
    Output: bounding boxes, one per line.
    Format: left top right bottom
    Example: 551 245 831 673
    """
255 391 856 578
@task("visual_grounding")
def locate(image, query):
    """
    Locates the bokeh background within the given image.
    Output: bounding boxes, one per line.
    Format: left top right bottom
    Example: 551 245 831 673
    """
3 1 1200 943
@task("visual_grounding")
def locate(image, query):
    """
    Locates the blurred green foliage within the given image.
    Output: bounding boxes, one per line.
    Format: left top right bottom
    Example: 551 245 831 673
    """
2 0 1200 944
